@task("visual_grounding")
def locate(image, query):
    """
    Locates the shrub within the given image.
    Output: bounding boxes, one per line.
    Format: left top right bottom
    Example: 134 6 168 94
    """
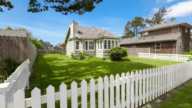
51 48 55 51
86 54 91 58
71 53 75 59
188 56 192 61
181 49 192 55
59 51 63 55
0 55 22 79
108 47 128 61
29 38 43 49
78 51 85 60
82 57 103 62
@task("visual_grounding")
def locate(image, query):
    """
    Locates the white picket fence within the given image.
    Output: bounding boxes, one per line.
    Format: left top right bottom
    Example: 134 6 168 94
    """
1 61 192 108
0 59 30 107
138 52 192 62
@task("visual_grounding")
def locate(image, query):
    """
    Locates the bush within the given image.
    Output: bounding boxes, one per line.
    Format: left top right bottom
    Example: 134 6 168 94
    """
86 54 91 58
71 53 75 59
29 38 43 49
59 51 63 55
51 48 55 51
188 56 192 61
0 55 22 79
78 51 85 60
82 57 103 62
181 49 192 55
108 47 128 61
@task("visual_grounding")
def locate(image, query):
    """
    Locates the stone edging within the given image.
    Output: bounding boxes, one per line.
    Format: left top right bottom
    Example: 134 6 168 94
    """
140 79 192 108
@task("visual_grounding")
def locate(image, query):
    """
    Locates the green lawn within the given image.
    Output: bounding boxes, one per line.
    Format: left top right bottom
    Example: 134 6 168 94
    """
158 79 192 108
26 54 180 97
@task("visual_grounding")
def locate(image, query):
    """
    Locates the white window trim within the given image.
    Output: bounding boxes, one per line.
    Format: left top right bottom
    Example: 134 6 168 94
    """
75 40 80 51
155 42 161 51
85 40 95 51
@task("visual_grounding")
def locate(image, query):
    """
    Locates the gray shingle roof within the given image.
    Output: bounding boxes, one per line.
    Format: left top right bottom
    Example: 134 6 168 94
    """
139 21 183 33
120 34 181 45
77 26 119 39
0 30 27 37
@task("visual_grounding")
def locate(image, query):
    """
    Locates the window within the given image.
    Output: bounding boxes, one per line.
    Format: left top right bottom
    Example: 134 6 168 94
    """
112 41 114 47
156 42 161 50
89 41 94 50
98 41 99 49
76 41 79 50
100 41 102 49
108 40 111 49
104 40 107 49
180 42 182 49
86 41 88 50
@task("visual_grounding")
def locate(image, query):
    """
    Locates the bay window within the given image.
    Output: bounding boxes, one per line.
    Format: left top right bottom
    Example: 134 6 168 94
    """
100 40 102 49
108 40 111 49
112 41 114 47
104 40 107 49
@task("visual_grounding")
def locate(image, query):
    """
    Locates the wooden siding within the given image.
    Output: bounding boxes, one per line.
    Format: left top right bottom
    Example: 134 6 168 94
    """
66 40 75 57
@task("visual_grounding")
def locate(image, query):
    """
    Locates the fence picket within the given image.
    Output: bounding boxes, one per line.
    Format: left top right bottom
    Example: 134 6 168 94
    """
60 83 67 108
142 69 146 104
121 73 125 108
152 68 155 100
81 80 87 108
98 77 103 108
139 70 142 106
116 74 120 108
149 68 152 101
130 72 134 108
146 69 149 103
14 90 25 108
104 76 109 108
110 75 114 108
32 87 41 108
71 82 78 108
0 94 6 108
135 70 138 107
155 67 158 98
90 78 95 108
126 72 130 108
46 85 55 108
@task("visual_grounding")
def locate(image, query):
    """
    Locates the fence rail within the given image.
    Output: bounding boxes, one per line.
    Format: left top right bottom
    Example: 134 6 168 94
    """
2 61 192 108
138 52 192 62
0 59 30 107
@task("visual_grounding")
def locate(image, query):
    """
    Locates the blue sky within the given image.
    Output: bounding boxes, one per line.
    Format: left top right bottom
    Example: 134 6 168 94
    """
1 0 192 46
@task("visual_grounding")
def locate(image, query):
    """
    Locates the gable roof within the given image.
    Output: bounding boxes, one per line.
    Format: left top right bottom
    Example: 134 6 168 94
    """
0 30 27 37
120 34 181 45
77 26 119 39
139 21 192 33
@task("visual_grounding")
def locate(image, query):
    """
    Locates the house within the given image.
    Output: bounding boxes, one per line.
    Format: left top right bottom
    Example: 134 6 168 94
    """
64 21 120 58
39 39 53 50
58 43 66 51
53 45 63 50
120 21 192 54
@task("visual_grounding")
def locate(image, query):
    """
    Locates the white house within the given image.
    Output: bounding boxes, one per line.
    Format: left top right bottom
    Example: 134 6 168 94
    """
64 21 120 58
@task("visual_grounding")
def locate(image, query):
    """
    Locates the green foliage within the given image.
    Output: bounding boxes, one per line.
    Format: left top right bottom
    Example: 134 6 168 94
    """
51 48 55 51
0 55 22 79
0 0 14 12
82 57 103 62
59 51 63 55
29 38 43 49
145 7 176 26
108 47 128 61
6 26 12 30
78 51 85 60
188 56 192 61
71 53 75 59
181 50 192 55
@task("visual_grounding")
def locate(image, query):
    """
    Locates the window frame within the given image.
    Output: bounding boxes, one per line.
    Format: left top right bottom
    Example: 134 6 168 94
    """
155 42 161 51
100 40 102 50
75 41 79 50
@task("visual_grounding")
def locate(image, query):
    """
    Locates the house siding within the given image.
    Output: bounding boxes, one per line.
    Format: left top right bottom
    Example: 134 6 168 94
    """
66 40 75 57
181 27 191 52
121 41 176 54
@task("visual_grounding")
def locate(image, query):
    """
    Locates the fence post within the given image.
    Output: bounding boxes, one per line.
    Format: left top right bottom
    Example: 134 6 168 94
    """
176 54 179 62
0 94 6 108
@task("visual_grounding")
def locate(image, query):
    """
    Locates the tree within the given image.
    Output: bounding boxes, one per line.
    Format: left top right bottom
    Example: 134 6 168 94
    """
15 28 33 38
145 7 176 26
123 17 146 38
1 0 103 15
6 26 12 30
0 0 14 12
29 38 43 49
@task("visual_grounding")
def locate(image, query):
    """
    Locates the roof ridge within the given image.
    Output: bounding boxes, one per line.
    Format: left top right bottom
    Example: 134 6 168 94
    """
78 26 106 30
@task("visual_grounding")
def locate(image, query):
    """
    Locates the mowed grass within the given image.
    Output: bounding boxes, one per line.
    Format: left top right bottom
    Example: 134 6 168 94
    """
25 54 180 98
158 79 192 108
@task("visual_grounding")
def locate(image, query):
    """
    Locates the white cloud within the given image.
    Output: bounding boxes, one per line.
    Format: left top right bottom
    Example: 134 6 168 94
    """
167 0 175 3
165 1 192 18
